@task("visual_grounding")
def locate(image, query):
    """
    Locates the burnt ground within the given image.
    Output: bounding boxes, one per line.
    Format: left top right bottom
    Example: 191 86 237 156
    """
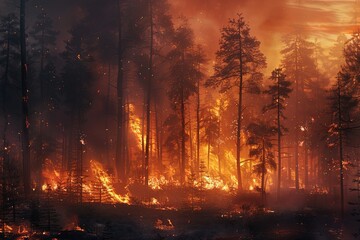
3 190 359 240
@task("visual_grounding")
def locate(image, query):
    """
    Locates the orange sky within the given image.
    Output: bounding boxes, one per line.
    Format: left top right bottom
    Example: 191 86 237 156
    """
170 0 359 72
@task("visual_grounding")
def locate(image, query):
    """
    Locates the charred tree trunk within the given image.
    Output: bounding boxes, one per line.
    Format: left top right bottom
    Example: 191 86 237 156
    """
180 53 186 185
277 71 281 201
1 24 10 235
105 64 111 167
144 0 153 187
261 138 266 204
196 64 201 174
155 102 162 171
294 39 300 191
304 141 309 190
236 24 243 191
115 0 125 182
188 107 193 169
20 0 31 196
37 12 46 190
337 76 344 218
125 95 130 177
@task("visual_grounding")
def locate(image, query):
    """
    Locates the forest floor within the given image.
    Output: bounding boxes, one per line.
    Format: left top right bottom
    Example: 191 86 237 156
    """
3 189 358 240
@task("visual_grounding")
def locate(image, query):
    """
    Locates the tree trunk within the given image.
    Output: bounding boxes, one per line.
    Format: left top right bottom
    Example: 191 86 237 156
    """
196 61 201 174
155 102 162 171
277 71 281 201
124 94 130 178
105 64 111 167
180 53 186 185
20 0 31 196
261 138 266 204
1 24 10 236
144 0 153 187
304 142 309 189
337 77 344 218
37 12 46 191
236 24 243 191
188 107 193 169
115 0 125 182
294 38 300 191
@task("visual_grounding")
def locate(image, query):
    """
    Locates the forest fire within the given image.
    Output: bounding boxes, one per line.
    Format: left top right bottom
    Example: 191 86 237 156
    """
1 0 360 239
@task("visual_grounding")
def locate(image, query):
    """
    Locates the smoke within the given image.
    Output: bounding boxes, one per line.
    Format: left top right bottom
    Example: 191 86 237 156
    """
170 0 357 71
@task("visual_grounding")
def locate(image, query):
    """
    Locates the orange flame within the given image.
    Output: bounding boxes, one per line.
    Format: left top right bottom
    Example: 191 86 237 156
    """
90 160 131 204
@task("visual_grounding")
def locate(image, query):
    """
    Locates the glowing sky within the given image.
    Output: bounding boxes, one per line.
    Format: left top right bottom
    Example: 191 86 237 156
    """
171 0 359 71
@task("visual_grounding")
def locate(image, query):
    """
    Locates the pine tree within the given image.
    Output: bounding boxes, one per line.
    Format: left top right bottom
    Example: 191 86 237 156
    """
281 32 317 190
263 68 292 200
206 14 266 190
328 33 360 217
167 21 203 185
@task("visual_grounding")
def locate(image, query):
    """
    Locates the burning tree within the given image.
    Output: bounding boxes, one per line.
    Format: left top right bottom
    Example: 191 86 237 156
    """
206 13 266 190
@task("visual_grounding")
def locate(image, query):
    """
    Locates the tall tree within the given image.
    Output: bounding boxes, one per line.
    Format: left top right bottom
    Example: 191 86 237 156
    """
143 0 154 187
20 0 31 196
195 46 206 174
328 74 358 217
281 32 317 190
167 22 202 185
263 68 292 200
206 14 266 190
30 9 58 190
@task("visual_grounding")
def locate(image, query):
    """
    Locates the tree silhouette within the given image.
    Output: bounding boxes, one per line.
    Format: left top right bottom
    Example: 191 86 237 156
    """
206 14 266 190
281 32 317 190
167 21 202 184
263 68 292 200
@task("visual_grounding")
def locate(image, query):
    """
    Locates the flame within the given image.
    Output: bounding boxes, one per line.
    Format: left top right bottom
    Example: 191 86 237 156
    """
129 104 143 149
90 160 131 204
41 158 61 191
